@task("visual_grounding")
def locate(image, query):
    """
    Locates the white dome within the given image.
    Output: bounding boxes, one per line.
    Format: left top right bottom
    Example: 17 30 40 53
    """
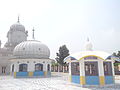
10 22 25 32
13 40 50 59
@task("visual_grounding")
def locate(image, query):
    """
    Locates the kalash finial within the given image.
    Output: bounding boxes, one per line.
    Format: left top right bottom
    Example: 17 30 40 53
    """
17 15 20 23
85 37 93 51
32 27 35 40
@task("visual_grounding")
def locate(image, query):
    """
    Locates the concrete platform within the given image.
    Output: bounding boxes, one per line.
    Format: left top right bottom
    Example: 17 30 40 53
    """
0 72 119 90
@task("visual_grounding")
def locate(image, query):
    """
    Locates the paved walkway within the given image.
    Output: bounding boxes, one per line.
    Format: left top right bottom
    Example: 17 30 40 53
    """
0 73 120 90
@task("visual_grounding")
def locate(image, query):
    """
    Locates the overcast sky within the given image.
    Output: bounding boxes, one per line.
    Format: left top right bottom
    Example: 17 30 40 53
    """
0 0 120 58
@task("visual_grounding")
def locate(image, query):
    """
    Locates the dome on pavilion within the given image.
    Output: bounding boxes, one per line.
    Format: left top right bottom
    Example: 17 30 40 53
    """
13 40 50 59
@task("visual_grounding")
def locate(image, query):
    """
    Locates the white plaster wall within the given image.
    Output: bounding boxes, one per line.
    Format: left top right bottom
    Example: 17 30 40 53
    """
11 59 52 72
9 31 27 44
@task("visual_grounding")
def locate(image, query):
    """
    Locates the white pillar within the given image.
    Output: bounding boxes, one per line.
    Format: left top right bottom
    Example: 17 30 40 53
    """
79 60 85 85
80 60 85 76
111 61 115 76
28 61 34 72
43 62 47 71
15 62 19 72
69 62 71 75
98 60 104 76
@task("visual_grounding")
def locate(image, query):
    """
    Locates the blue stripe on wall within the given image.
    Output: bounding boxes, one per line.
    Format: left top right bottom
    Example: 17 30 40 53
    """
16 72 28 77
86 76 99 85
72 75 80 84
33 71 44 76
105 76 114 84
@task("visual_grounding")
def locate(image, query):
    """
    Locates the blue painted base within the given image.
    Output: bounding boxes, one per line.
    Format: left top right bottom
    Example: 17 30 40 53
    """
85 76 99 85
15 71 51 78
72 75 80 84
33 71 44 76
105 76 114 84
16 72 28 77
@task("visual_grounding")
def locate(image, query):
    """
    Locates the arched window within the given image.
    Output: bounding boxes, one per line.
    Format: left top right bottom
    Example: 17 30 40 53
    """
12 64 14 72
47 64 50 71
2 66 6 73
35 63 43 71
71 62 80 75
103 62 113 75
85 61 98 76
19 64 27 72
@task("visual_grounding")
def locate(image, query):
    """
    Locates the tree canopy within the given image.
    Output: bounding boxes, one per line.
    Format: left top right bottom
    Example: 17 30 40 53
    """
56 45 69 65
113 51 120 58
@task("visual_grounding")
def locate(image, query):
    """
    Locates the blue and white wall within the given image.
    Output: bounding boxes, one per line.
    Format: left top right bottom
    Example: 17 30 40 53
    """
67 55 115 85
10 59 52 78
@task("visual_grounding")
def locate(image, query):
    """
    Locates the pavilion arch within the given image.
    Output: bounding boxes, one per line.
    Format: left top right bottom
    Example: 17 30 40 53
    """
78 55 105 61
64 56 77 62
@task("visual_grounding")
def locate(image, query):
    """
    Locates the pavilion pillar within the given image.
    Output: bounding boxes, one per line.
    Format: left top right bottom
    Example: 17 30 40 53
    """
111 61 115 83
69 62 72 82
98 60 105 85
80 60 85 85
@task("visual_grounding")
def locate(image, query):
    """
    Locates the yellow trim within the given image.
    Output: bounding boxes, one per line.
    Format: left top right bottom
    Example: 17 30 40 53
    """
69 75 72 82
28 72 33 77
80 76 85 85
99 76 105 85
14 72 16 77
44 71 47 76
78 55 105 61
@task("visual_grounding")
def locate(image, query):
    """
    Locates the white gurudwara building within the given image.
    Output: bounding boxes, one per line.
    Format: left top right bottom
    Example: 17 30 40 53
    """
0 17 52 77
0 17 27 75
64 39 115 85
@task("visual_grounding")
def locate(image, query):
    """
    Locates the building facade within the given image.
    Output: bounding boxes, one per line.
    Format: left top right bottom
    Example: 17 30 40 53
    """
0 18 28 75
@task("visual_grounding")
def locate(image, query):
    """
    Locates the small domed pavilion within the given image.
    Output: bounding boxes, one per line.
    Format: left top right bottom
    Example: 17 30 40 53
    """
64 39 115 85
10 40 52 78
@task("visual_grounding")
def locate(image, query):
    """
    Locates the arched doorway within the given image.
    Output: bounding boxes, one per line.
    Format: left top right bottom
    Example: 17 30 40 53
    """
103 62 113 84
34 63 44 76
12 64 14 72
71 62 80 84
19 64 27 72
47 64 50 71
84 55 99 85
2 66 6 74
35 63 43 71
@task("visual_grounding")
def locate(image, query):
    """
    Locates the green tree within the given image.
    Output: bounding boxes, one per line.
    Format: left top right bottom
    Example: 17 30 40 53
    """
113 51 120 58
112 52 117 57
117 51 120 57
56 45 69 66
